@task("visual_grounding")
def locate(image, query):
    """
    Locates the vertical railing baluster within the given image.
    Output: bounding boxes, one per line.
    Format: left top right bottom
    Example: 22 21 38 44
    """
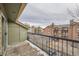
36 35 38 46
46 38 47 52
52 38 54 55
72 41 74 56
49 38 52 55
54 38 56 53
58 39 59 56
49 37 50 55
66 40 68 56
51 38 53 56
61 40 63 56
42 36 43 50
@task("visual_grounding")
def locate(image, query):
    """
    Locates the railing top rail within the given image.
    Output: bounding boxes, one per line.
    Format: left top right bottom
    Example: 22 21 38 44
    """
27 32 79 43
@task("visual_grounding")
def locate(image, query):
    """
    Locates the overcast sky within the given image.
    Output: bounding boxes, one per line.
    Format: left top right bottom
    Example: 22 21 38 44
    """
19 3 79 28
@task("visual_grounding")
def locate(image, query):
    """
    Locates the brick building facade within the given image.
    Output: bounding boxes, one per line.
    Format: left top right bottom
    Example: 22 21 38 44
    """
43 20 79 41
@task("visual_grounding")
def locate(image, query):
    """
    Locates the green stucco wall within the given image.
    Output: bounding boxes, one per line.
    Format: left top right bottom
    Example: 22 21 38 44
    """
8 22 27 45
0 14 2 50
19 27 27 42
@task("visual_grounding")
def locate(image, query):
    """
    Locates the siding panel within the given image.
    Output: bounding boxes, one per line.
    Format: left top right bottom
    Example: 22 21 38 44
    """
20 27 27 42
8 22 19 45
8 22 27 45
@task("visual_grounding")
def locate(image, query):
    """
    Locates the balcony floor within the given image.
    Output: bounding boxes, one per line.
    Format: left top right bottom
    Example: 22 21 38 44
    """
5 40 48 56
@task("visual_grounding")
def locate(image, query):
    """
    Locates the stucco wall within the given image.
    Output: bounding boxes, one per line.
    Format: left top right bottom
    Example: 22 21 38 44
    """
19 27 27 42
0 14 2 49
8 22 27 45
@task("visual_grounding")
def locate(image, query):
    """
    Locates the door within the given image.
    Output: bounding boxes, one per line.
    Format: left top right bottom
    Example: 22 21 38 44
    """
2 17 8 55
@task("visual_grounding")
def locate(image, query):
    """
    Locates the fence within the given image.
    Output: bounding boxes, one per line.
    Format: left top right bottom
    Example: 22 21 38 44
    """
27 32 79 56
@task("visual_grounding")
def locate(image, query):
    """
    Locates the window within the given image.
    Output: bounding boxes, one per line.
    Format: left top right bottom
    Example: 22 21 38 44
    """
76 32 79 40
61 27 68 38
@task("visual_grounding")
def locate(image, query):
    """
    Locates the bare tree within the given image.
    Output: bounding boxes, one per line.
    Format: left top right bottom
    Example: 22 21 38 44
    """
67 4 79 19
67 8 77 18
75 4 79 17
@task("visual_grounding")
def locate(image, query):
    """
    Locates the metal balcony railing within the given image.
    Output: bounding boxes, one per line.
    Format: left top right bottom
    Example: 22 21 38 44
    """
27 32 79 56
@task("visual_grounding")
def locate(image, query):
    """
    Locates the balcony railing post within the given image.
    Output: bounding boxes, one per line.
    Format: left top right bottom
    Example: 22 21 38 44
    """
57 39 59 56
27 32 29 40
42 36 43 50
61 40 63 56
49 37 51 56
66 40 68 56
53 38 56 54
46 39 47 53
72 41 74 56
